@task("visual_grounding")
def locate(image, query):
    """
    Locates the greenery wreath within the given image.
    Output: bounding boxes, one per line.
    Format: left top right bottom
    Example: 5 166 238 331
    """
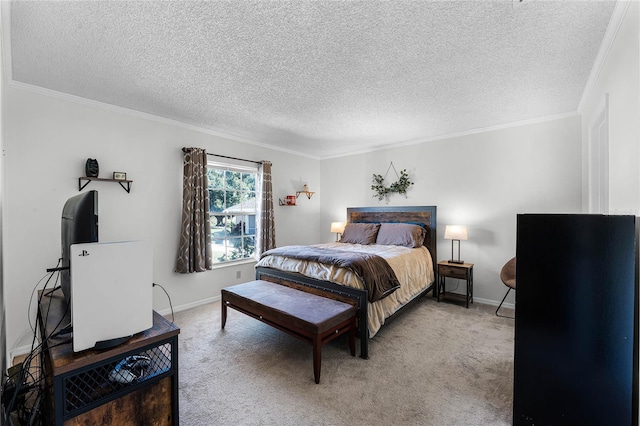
371 162 414 201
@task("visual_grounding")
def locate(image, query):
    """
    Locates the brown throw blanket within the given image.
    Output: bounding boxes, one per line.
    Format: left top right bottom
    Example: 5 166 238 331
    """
260 245 401 302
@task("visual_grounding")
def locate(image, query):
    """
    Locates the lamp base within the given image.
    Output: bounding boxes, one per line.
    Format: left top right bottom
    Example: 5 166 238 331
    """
448 259 465 264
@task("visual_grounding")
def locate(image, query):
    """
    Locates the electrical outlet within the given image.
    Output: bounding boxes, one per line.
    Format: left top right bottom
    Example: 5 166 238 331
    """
236 271 241 279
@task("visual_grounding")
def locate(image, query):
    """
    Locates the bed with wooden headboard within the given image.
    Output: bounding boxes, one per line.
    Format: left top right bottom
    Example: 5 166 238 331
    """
255 206 437 359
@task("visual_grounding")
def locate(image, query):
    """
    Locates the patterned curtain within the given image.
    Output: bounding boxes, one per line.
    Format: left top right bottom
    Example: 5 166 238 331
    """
176 147 213 273
257 161 276 255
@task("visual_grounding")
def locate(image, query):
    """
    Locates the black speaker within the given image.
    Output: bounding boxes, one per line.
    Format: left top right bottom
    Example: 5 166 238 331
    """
514 214 638 426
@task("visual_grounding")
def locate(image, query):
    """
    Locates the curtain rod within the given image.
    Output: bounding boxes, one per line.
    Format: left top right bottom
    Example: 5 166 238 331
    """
207 153 263 165
181 148 264 165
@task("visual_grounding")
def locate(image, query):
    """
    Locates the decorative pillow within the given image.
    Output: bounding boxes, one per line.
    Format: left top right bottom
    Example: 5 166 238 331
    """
376 223 426 248
340 223 381 245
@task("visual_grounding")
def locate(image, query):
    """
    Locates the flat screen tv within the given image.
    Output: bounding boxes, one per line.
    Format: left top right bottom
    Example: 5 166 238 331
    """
60 190 99 306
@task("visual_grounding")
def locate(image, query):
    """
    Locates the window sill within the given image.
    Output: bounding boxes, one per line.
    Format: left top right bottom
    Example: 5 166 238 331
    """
210 258 257 270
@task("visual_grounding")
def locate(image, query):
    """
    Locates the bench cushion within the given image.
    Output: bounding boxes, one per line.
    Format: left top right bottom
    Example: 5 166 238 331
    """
222 280 355 334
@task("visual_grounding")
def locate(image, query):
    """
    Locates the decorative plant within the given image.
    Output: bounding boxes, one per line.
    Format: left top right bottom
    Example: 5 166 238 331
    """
371 164 414 201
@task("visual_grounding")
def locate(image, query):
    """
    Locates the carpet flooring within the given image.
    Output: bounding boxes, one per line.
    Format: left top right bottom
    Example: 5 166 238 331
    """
175 295 515 425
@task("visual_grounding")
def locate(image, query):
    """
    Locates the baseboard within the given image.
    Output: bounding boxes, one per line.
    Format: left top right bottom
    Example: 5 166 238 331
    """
473 296 515 310
10 294 510 361
10 296 223 362
442 292 515 310
155 295 221 317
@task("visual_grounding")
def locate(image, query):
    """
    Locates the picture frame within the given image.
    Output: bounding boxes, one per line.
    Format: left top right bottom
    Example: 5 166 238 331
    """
113 172 127 180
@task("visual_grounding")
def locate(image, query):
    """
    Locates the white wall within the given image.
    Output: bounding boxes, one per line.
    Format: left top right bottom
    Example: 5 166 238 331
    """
320 116 583 305
2 84 321 356
581 1 640 215
0 5 6 375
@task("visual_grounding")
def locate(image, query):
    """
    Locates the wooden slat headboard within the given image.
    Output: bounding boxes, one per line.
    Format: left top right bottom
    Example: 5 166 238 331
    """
347 206 437 262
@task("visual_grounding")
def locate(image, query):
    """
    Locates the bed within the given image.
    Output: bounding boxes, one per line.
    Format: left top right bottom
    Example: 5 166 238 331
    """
255 206 437 358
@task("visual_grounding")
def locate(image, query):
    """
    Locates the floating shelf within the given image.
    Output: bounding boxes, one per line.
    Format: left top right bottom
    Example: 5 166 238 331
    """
79 177 132 193
296 191 315 199
278 198 296 206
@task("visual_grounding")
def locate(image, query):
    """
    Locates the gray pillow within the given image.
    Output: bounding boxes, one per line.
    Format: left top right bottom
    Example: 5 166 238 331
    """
376 223 426 248
340 223 381 245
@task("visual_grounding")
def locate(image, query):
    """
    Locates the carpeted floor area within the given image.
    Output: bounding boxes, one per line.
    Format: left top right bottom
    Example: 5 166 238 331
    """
175 295 515 425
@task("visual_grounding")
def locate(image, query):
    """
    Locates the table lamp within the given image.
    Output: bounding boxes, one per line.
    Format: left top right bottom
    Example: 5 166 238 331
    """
331 222 346 242
444 225 468 264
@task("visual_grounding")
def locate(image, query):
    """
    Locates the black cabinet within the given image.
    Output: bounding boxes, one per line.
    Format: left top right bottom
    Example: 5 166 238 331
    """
514 214 638 426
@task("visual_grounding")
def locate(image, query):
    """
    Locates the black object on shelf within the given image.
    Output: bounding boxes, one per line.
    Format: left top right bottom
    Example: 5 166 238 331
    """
85 158 99 177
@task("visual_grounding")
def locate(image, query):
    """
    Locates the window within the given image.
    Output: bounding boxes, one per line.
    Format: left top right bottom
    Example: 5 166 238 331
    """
207 161 257 264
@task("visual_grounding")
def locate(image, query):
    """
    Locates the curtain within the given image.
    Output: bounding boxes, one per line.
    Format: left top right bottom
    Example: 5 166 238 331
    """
176 147 213 273
257 161 276 255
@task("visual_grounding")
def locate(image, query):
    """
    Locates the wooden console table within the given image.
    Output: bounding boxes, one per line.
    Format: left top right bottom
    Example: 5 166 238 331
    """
38 290 179 425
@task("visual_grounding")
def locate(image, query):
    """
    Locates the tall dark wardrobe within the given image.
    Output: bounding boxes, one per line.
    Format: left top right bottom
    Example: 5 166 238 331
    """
514 214 638 426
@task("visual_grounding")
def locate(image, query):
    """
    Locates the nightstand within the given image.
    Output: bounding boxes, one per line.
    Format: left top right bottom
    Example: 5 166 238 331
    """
437 261 474 308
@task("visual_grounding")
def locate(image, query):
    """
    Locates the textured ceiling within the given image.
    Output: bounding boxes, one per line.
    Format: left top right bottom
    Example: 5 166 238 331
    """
9 1 616 159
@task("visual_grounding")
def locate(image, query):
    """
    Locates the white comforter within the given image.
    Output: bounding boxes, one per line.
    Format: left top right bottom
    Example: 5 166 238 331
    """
255 242 435 337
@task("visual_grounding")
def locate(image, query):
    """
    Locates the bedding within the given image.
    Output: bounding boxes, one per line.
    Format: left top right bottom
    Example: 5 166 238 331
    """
255 242 435 337
259 245 400 302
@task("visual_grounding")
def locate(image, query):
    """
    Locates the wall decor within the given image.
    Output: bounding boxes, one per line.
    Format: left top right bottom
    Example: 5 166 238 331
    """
371 162 414 201
113 172 127 180
279 195 297 206
295 183 315 199
85 158 99 177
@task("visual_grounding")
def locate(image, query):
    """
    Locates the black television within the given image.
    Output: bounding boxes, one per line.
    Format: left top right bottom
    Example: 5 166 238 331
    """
60 190 99 306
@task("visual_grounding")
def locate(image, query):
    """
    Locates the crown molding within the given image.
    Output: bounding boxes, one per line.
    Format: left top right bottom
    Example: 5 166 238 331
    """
320 111 581 160
9 79 582 161
578 0 631 113
8 79 321 160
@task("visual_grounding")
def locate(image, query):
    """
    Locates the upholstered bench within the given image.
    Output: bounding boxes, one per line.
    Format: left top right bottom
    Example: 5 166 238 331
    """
221 280 357 384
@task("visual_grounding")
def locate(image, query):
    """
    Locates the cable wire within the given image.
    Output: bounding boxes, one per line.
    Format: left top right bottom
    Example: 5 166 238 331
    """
4 265 70 425
153 283 174 324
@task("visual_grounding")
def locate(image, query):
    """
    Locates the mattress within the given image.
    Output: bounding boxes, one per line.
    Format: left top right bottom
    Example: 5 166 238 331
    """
255 242 435 337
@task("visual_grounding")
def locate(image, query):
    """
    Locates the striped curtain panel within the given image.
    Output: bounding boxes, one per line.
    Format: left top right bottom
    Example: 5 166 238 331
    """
176 147 213 273
257 161 276 255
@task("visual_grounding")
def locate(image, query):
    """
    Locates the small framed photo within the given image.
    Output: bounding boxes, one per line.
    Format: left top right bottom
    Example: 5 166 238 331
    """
113 172 127 180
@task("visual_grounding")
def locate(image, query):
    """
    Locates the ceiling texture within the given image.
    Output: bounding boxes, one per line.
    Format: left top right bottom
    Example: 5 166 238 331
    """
8 1 617 159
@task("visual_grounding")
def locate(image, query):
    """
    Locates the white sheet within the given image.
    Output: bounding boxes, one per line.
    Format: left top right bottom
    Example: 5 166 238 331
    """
255 242 435 337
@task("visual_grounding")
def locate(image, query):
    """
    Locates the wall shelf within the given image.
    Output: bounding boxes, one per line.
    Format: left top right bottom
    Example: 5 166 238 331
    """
278 198 296 206
296 191 315 199
79 177 132 193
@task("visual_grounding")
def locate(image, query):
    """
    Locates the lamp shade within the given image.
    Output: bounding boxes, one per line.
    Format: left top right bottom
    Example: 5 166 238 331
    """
444 225 468 241
331 222 346 234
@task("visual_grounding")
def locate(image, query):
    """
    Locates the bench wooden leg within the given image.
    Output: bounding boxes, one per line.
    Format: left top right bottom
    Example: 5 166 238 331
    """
348 319 356 357
313 335 321 384
221 298 227 329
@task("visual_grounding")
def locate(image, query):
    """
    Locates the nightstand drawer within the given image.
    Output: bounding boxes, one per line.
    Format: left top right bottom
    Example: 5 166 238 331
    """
439 265 468 279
